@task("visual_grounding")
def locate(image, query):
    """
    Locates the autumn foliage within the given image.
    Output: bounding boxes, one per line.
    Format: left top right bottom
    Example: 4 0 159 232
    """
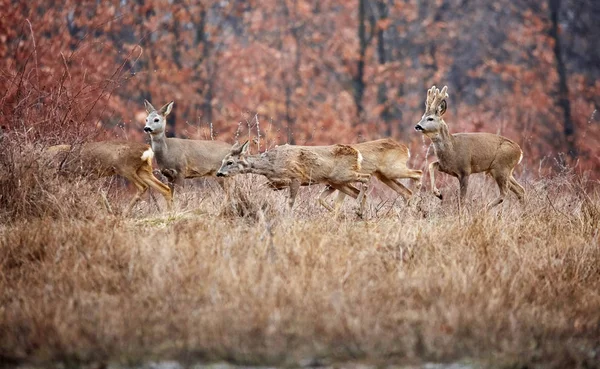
0 0 598 176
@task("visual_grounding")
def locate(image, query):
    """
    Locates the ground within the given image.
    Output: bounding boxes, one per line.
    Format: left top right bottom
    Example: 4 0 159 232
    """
1 173 599 369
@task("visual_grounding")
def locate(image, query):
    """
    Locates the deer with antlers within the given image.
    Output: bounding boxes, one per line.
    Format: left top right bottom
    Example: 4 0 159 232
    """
47 141 173 214
143 100 232 194
216 141 371 214
414 85 525 208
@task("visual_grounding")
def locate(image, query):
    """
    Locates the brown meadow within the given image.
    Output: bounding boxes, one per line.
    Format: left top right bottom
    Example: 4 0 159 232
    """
1 142 599 369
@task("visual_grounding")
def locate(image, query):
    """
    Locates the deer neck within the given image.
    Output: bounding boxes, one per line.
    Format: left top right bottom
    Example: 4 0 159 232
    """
149 131 168 155
430 123 455 160
245 154 277 177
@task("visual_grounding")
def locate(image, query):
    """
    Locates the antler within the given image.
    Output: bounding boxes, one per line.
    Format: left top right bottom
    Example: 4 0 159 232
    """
425 85 449 115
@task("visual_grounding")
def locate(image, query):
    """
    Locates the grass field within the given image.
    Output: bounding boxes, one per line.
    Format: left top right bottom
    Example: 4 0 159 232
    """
1 143 599 369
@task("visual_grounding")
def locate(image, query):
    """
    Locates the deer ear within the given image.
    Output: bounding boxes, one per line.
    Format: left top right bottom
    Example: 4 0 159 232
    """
438 100 447 116
159 101 174 116
230 140 248 155
240 140 250 155
144 100 156 114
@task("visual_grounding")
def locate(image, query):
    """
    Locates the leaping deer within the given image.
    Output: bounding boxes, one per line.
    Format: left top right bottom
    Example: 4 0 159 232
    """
414 85 525 208
215 141 371 214
47 141 173 214
319 139 422 210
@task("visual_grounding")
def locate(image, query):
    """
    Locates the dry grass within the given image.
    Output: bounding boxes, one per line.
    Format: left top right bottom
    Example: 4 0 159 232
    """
1 145 599 369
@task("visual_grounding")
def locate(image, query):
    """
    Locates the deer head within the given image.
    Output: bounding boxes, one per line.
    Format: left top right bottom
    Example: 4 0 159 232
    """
144 100 173 135
414 85 449 139
216 141 251 177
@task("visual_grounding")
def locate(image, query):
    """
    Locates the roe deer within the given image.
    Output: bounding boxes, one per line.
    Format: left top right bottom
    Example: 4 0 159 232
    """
215 141 371 214
143 100 232 194
414 85 525 208
320 139 423 210
47 141 173 214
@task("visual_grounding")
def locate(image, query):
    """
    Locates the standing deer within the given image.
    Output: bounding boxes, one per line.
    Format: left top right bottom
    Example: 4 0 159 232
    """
47 141 173 214
414 85 525 208
319 139 423 210
215 141 371 214
143 100 232 194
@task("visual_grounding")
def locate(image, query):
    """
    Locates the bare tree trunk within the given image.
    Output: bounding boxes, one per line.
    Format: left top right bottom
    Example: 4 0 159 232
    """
285 84 294 144
171 0 183 70
353 0 368 120
375 0 392 136
192 6 213 126
281 0 302 145
549 0 577 159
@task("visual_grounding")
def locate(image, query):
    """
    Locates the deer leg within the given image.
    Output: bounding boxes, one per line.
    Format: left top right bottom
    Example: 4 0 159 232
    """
161 169 181 196
123 172 148 216
459 175 469 204
356 183 369 217
333 191 348 212
429 161 442 199
138 168 173 212
318 186 337 212
357 173 371 183
395 179 420 206
488 171 508 209
457 175 470 214
288 179 301 209
509 175 525 204
334 184 364 217
377 175 412 203
388 167 423 205
411 171 423 190
402 168 423 191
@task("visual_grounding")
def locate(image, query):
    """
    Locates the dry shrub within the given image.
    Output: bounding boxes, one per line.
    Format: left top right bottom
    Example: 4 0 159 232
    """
0 134 91 221
0 129 165 222
1 171 599 369
0 45 151 223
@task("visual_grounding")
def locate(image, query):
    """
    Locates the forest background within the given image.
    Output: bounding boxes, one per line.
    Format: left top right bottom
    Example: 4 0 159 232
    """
1 0 599 177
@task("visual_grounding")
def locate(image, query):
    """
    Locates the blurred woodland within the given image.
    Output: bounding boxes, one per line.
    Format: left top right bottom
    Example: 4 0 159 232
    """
1 0 599 176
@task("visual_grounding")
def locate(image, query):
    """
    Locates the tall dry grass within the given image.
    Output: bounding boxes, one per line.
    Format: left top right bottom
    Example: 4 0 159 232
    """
0 160 599 368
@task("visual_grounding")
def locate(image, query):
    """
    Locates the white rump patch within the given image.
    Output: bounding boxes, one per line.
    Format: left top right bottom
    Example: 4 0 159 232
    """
518 151 523 165
141 148 154 162
357 151 363 165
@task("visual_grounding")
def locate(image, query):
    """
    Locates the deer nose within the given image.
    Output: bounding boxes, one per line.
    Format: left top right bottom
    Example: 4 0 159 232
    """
414 125 424 131
143 127 153 133
216 172 225 177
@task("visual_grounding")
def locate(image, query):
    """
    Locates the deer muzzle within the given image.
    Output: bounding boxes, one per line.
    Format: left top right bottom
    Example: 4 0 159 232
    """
216 171 226 177
143 127 153 133
414 124 424 131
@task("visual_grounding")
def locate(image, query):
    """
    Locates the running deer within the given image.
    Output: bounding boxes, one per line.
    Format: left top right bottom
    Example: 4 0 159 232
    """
320 139 423 210
215 141 371 214
47 141 173 214
414 85 525 208
143 100 232 193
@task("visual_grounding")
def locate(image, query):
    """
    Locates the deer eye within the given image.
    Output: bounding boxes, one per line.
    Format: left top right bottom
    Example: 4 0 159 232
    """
154 118 160 123
226 160 234 166
427 117 434 121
